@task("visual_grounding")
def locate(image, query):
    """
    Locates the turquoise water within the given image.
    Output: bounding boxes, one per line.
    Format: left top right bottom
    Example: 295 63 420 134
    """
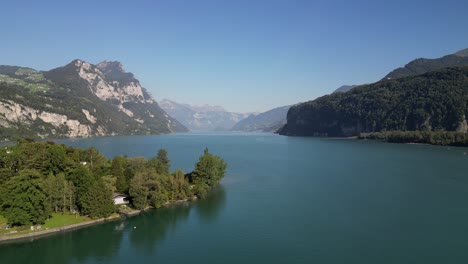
1 133 468 263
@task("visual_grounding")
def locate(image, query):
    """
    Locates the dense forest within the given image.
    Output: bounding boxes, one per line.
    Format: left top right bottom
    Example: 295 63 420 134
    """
0 140 226 226
279 66 468 143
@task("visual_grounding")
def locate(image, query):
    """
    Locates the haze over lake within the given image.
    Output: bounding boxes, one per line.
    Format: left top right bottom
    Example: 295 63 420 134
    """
1 133 468 263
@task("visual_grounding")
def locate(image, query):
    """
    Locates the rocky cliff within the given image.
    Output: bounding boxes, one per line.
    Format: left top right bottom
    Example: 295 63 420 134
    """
0 60 187 140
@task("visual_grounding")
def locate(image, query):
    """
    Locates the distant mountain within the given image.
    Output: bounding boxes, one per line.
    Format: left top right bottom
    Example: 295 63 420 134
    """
279 66 468 137
332 85 357 93
0 60 187 140
384 48 468 80
183 103 226 113
231 105 291 132
159 99 249 131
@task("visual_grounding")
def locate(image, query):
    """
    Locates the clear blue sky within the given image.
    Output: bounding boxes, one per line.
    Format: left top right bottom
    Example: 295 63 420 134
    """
1 0 468 112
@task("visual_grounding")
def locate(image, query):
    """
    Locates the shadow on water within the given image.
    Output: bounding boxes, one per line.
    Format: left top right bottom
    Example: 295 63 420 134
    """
129 202 191 254
0 186 226 263
128 185 226 255
194 185 226 223
0 219 125 263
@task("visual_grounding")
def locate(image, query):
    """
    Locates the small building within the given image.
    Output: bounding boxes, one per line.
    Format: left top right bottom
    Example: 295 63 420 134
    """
113 193 129 206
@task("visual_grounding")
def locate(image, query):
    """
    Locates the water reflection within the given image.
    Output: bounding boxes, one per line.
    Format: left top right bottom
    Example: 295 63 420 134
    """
0 219 124 263
128 203 191 254
194 185 227 223
0 186 226 263
129 185 226 254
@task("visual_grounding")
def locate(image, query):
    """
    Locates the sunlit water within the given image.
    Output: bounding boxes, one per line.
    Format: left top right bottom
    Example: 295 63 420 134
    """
1 133 468 263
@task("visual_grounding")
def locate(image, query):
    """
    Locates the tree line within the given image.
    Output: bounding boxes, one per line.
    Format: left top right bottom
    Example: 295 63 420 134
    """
358 130 468 146
0 140 226 226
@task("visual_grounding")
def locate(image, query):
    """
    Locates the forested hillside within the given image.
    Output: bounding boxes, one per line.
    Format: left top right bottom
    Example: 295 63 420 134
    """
279 66 468 139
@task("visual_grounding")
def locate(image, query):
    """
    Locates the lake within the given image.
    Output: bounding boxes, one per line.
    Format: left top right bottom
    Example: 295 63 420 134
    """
1 133 468 263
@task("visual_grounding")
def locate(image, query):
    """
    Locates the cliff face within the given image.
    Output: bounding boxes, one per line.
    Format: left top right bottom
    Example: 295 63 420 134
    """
279 66 468 137
0 60 188 140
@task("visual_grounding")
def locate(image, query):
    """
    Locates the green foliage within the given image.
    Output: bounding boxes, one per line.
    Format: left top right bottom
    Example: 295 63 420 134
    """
359 131 468 146
1 169 51 225
0 140 226 226
86 180 115 219
44 173 70 213
129 172 149 210
111 156 127 193
190 148 227 197
68 167 95 216
156 149 170 174
280 66 468 142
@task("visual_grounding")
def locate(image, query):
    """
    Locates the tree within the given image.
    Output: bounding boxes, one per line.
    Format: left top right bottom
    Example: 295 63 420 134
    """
83 147 108 177
156 149 170 174
68 167 95 215
45 173 66 213
191 148 227 197
102 175 117 194
86 180 115 219
111 156 127 193
45 144 67 175
129 172 149 210
1 169 51 225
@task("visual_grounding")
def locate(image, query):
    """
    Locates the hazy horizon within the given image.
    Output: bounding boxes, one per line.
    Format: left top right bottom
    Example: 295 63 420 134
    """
1 0 468 112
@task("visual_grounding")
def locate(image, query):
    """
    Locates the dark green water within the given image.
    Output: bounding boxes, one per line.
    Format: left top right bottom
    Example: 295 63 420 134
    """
1 133 468 263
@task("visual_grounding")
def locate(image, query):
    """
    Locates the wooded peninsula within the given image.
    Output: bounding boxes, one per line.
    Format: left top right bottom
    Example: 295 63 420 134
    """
0 139 226 235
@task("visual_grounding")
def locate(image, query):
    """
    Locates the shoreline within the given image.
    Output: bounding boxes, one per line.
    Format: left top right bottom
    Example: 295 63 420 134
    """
0 198 195 244
0 214 123 244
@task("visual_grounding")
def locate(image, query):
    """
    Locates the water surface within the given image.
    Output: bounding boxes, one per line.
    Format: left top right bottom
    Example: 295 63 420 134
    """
1 133 468 263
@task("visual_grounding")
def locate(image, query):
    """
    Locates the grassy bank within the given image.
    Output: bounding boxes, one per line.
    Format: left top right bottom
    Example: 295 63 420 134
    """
42 213 91 229
0 213 91 238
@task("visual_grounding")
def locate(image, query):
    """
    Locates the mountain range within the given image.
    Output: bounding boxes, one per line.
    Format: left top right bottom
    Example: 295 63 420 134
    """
159 99 250 131
0 60 187 140
231 105 291 132
279 48 468 137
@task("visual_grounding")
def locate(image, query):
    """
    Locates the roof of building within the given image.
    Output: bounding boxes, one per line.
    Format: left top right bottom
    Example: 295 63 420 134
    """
112 193 127 199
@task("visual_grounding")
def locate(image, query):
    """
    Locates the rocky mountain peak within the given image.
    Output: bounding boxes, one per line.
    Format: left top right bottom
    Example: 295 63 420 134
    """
96 60 135 84
97 61 125 74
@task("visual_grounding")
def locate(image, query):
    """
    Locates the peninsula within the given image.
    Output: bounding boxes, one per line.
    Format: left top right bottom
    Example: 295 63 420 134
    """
0 140 226 241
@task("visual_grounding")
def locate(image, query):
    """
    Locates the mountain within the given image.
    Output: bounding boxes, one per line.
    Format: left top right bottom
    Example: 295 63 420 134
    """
231 105 291 132
278 66 468 137
159 99 249 131
454 48 468 57
332 85 357 93
0 60 187 140
384 48 468 80
184 103 226 112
